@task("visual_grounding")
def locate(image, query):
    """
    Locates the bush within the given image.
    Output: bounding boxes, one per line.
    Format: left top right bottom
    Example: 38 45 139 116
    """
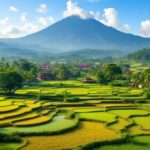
144 88 150 99
38 95 53 100
0 133 22 143
67 97 80 102
110 80 129 86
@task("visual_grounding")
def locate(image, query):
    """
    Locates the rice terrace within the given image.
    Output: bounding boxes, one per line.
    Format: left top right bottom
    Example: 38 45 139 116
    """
0 79 150 150
0 0 150 150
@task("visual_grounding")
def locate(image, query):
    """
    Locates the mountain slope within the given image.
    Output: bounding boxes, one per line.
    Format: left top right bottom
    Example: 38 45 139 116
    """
1 16 150 53
13 16 150 52
0 41 10 49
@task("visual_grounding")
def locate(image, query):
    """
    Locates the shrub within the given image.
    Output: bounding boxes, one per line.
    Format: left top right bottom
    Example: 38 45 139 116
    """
67 97 80 102
110 80 129 86
38 95 52 100
0 133 22 143
144 88 150 99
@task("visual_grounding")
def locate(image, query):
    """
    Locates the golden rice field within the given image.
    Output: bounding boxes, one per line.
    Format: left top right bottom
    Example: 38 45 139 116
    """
22 121 121 150
109 118 132 132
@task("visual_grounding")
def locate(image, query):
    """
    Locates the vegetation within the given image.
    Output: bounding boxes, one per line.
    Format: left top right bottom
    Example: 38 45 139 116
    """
0 71 23 95
126 48 150 62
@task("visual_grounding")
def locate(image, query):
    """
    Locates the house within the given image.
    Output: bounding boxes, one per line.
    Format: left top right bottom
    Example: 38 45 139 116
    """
37 73 54 81
124 69 132 75
77 64 92 71
82 77 96 83
37 64 54 80
39 64 51 71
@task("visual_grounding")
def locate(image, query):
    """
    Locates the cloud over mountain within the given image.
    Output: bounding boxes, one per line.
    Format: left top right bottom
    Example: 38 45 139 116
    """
140 20 150 37
63 0 130 32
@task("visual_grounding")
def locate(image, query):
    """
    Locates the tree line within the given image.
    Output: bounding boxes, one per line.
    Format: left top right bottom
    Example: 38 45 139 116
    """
0 59 37 95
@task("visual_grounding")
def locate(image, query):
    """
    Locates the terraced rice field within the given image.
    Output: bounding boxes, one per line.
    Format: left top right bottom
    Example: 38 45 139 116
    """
0 81 150 150
16 80 145 102
22 121 120 150
132 116 150 130
78 112 117 123
0 143 24 150
109 118 132 132
107 109 150 118
2 114 78 134
128 125 150 136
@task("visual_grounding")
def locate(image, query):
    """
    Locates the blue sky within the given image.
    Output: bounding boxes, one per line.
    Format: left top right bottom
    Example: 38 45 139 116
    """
0 0 150 38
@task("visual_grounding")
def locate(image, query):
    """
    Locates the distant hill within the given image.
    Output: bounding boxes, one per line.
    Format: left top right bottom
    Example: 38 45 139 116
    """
58 49 124 59
126 49 150 61
0 47 39 58
0 41 10 49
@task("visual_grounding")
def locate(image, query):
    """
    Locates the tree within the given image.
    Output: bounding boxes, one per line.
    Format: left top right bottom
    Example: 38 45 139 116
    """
56 65 71 80
70 69 81 78
97 70 107 84
105 64 122 81
131 72 142 88
0 71 23 95
143 68 150 88
62 91 69 102
12 59 38 85
144 88 150 98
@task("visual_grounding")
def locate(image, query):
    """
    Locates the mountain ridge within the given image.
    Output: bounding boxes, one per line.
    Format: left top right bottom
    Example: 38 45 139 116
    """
0 15 150 54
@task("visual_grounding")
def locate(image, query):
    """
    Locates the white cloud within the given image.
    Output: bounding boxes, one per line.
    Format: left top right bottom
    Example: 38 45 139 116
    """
38 17 54 26
9 6 19 12
140 20 150 37
0 15 54 38
100 8 118 28
37 4 48 13
63 0 93 19
0 26 22 38
20 13 27 22
63 1 130 32
0 17 9 25
99 8 130 32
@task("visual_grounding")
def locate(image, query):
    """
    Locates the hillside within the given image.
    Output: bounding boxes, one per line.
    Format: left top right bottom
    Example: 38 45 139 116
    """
58 49 124 59
126 49 150 61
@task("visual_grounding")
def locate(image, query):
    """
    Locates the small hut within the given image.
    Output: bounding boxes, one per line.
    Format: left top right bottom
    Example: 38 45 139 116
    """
82 77 96 83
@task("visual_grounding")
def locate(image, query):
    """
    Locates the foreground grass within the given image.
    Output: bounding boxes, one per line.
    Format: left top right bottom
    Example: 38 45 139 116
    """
21 121 120 150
